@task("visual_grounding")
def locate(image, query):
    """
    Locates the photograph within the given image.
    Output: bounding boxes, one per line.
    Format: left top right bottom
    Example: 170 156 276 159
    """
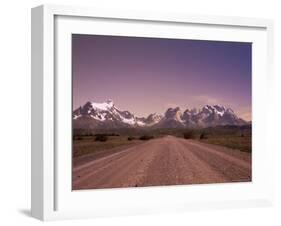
72 34 252 190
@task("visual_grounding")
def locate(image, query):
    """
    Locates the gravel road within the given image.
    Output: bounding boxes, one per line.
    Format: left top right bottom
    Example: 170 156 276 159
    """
72 135 251 190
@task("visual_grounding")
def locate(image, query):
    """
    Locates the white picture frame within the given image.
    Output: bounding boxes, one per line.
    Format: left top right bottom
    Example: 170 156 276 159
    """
31 4 274 221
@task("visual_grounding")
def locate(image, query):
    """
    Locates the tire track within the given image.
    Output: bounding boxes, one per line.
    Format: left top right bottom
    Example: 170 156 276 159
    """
178 139 251 182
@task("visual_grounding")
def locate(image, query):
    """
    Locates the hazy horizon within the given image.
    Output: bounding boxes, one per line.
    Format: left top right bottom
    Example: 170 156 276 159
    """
72 34 252 121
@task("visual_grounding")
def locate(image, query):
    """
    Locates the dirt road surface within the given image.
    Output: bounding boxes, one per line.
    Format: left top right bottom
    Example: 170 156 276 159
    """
72 136 251 190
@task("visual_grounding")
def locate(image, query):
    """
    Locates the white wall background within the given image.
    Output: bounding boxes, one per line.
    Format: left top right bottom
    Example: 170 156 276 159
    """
0 0 280 225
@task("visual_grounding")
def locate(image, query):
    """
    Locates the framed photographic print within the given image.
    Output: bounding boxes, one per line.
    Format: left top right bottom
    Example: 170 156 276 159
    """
31 4 274 221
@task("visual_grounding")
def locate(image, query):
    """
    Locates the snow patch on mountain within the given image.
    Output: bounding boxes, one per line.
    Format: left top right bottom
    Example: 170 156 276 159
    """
119 115 136 125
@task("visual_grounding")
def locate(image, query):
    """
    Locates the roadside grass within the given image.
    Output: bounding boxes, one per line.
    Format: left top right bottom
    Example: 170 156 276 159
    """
199 134 252 153
176 125 252 153
73 135 142 158
73 125 252 157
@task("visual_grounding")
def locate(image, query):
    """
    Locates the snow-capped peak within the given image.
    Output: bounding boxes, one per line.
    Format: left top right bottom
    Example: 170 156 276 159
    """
199 104 238 119
90 100 114 111
164 107 183 122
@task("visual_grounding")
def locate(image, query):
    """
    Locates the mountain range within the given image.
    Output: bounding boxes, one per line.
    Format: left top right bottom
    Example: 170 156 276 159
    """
73 100 249 129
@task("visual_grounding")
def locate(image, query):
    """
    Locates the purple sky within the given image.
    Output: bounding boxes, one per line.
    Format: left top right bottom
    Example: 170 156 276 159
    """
72 34 252 120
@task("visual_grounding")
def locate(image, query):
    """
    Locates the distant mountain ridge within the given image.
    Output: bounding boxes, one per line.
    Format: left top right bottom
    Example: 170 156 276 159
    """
73 100 249 129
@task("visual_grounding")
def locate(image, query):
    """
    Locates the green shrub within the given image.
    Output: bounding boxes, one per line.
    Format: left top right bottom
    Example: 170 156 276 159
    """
110 133 120 136
139 135 154 140
95 134 108 142
73 136 83 140
183 131 194 139
94 133 120 137
200 132 207 140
